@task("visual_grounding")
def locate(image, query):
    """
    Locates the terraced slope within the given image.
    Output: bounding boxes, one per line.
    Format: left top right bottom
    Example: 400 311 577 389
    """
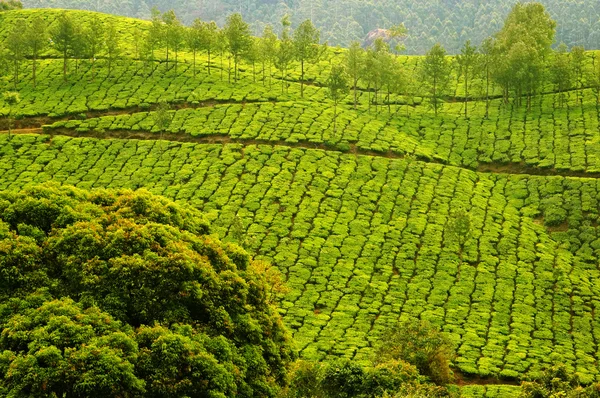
3 9 600 393
3 133 600 385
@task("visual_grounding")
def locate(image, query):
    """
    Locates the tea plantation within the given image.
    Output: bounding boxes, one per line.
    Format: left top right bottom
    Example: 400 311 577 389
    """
3 7 600 397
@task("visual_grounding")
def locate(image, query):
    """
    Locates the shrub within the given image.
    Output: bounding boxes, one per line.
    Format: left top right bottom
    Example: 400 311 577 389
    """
374 320 455 385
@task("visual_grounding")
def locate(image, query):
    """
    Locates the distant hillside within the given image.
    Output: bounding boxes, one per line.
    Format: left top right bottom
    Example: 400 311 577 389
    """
20 0 600 54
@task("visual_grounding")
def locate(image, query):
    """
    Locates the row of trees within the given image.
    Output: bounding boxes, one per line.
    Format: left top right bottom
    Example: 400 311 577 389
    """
4 13 121 85
4 4 600 119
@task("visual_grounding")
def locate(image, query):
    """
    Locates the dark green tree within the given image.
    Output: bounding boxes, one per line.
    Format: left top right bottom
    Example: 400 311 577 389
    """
275 15 294 93
0 183 297 397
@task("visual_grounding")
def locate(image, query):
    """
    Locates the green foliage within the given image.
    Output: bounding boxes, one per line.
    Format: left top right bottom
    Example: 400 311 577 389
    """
421 43 451 116
520 364 600 397
375 320 455 385
0 183 296 397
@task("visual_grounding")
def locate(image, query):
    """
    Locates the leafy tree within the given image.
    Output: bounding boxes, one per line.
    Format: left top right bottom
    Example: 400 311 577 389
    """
83 19 104 77
492 2 556 107
162 10 184 72
421 43 451 116
375 319 455 385
105 21 121 76
456 40 478 118
388 23 408 54
478 37 495 118
153 101 171 143
0 297 146 397
51 12 79 82
275 15 294 93
5 19 26 89
446 207 471 263
586 58 600 104
0 183 297 396
199 21 218 75
326 65 349 136
245 37 260 82
187 19 202 77
293 19 320 98
148 6 163 60
260 24 278 87
571 45 585 103
364 38 390 113
345 41 365 109
223 13 251 82
71 25 89 74
23 16 47 88
2 91 19 139
551 43 573 107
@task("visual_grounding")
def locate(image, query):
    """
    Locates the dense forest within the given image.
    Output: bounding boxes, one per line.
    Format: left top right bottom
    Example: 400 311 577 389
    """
19 0 600 53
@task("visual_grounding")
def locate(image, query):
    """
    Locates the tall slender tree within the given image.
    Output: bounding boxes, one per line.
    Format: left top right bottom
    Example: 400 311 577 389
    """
6 20 26 89
51 12 79 82
293 19 320 98
326 65 349 137
345 41 364 109
260 25 277 87
105 21 121 76
275 15 294 93
84 19 104 77
162 10 183 72
23 16 47 88
456 40 478 118
223 13 251 82
421 43 451 116
551 43 572 107
200 21 218 75
187 19 202 77
478 37 495 118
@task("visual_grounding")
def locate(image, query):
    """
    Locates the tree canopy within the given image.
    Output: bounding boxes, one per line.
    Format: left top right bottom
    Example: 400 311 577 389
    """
0 183 296 397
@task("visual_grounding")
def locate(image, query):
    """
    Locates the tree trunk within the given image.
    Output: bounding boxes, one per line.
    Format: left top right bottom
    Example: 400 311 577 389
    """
433 76 437 116
13 59 18 90
165 43 169 71
193 49 196 77
207 49 211 75
300 60 304 97
333 102 337 137
32 55 37 88
464 70 468 118
63 50 68 82
353 77 357 109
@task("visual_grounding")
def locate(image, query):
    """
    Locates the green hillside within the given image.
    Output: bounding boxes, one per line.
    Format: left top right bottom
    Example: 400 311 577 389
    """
3 6 600 397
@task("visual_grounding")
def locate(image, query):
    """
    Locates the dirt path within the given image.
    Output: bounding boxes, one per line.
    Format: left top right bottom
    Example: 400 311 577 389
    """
5 127 600 181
